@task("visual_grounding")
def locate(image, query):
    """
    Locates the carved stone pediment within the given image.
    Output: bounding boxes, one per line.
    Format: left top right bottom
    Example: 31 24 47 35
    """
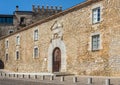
51 21 63 31
50 21 63 40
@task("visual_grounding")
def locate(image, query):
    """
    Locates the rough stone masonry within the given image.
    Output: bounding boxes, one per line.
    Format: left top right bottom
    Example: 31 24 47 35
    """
0 0 120 76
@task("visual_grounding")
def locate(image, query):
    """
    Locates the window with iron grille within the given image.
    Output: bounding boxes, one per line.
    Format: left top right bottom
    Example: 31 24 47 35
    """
92 34 100 51
92 7 100 24
5 40 9 48
34 29 38 41
16 35 20 45
34 47 38 58
16 51 20 60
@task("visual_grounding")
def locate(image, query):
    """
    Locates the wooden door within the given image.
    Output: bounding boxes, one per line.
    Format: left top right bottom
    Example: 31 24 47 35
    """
0 60 4 69
53 47 61 72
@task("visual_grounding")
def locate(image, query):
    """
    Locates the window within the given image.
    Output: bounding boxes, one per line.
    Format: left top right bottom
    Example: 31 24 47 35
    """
34 47 39 58
8 30 14 34
0 17 13 24
5 40 9 48
92 7 100 24
92 34 100 51
16 51 20 60
34 29 38 41
5 53 8 61
19 17 26 27
20 17 25 25
16 35 20 45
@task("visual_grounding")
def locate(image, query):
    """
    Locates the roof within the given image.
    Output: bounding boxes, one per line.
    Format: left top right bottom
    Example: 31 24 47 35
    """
0 0 103 40
13 11 33 14
0 14 14 17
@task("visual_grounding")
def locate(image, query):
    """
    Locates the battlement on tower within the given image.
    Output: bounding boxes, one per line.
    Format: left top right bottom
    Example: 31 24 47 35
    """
0 5 62 37
32 5 62 13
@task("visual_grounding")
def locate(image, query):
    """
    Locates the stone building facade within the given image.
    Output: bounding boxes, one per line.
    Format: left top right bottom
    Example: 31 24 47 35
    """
0 0 120 76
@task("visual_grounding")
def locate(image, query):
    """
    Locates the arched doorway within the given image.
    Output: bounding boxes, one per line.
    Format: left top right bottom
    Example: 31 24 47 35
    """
0 60 4 69
52 47 61 72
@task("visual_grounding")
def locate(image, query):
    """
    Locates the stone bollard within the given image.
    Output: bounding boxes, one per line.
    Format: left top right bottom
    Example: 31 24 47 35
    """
41 75 45 80
2 73 4 77
13 74 15 77
0 73 2 76
61 76 64 82
22 74 24 78
28 75 30 79
34 75 37 79
87 77 92 84
4 73 6 77
8 74 10 77
16 74 18 78
105 79 110 85
50 75 54 80
73 76 77 83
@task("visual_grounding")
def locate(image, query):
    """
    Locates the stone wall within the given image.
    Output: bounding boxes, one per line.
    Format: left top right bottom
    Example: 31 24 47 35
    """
104 0 120 76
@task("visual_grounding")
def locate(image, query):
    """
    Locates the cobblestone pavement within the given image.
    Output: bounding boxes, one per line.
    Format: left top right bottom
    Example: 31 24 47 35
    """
0 78 63 85
0 76 120 85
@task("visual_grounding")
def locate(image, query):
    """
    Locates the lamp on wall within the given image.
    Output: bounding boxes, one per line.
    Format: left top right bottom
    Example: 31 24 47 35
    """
44 57 47 61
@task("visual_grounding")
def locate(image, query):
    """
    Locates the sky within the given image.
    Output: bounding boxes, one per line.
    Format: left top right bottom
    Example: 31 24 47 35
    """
0 0 85 14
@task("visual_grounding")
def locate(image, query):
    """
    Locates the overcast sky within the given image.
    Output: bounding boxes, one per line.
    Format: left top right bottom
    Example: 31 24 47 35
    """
0 0 85 14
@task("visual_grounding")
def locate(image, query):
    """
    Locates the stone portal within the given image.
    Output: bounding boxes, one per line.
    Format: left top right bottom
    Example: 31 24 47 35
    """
48 21 66 73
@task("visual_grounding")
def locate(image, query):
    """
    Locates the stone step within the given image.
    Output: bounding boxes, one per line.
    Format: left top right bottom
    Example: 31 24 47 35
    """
0 69 73 77
53 72 73 76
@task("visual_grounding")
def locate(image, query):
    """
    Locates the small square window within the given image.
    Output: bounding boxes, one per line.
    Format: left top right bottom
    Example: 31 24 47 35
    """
92 7 101 24
92 34 100 51
8 30 14 34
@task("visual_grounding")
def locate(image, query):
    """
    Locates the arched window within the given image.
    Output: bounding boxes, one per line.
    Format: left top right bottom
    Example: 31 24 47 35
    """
34 29 39 41
16 35 20 45
33 46 39 58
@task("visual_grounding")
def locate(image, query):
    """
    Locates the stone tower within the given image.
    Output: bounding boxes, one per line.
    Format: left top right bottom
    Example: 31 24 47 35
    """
0 5 62 37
